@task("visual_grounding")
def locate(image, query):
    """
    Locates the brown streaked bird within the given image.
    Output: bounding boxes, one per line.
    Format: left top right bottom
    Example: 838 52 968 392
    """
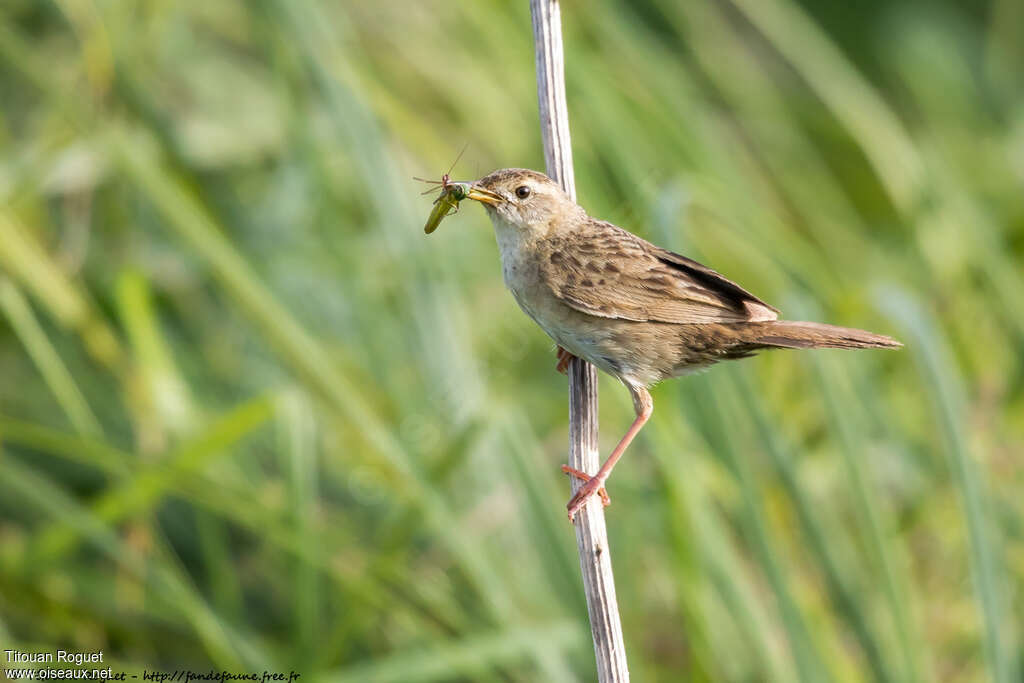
456 168 900 521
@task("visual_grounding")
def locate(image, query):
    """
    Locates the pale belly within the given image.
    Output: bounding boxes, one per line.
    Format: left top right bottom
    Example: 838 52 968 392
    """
505 276 670 388
500 250 599 358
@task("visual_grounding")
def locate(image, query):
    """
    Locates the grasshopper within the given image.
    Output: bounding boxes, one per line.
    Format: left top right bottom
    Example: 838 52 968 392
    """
415 145 470 234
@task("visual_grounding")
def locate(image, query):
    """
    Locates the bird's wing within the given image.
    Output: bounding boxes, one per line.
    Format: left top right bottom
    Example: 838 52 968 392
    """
542 221 779 324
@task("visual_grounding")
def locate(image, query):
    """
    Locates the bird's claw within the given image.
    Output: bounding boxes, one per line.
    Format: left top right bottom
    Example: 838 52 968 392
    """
555 347 575 375
561 464 610 521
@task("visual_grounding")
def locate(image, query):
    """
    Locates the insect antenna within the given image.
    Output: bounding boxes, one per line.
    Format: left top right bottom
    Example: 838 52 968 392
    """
415 144 469 195
444 143 469 182
413 177 445 194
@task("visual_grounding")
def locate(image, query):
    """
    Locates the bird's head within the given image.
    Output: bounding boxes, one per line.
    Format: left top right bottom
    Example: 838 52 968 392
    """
466 168 582 235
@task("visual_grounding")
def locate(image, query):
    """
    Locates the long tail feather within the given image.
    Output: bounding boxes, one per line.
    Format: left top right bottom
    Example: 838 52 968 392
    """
746 321 901 350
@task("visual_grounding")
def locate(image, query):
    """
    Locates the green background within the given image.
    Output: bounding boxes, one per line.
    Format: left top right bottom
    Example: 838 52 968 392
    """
1 0 1022 681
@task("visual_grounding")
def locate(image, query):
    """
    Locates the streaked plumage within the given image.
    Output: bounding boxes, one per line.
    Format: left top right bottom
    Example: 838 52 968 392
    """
459 168 900 519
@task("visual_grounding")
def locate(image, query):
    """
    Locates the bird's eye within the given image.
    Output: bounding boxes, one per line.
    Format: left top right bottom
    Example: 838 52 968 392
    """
515 185 531 199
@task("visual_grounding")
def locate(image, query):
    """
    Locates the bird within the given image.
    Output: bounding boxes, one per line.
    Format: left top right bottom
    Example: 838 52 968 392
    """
455 168 901 521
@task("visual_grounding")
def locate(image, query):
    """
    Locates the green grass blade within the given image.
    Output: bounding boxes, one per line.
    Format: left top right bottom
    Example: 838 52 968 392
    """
682 376 832 682
277 389 321 668
29 396 275 562
115 269 197 436
327 621 583 683
727 0 925 214
0 211 123 370
0 278 102 437
879 289 1017 683
807 346 932 683
0 457 253 669
733 370 895 682
650 414 791 681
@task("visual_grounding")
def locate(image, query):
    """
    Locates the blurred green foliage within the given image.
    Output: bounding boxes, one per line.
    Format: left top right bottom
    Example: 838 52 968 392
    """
1 0 1022 681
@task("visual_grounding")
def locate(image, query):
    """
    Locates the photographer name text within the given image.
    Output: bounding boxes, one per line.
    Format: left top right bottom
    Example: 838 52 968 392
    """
5 652 103 667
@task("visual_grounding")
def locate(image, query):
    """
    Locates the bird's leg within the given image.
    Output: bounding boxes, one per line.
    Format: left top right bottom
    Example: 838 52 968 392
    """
565 385 653 522
560 465 611 506
555 346 576 374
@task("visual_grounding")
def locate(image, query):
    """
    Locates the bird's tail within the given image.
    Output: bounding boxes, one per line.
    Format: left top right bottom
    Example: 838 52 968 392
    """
742 320 901 350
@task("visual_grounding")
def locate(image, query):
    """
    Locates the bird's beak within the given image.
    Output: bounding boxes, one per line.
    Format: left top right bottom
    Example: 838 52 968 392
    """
466 185 503 206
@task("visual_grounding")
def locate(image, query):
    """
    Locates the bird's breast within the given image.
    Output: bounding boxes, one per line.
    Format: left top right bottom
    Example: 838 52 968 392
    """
492 220 539 298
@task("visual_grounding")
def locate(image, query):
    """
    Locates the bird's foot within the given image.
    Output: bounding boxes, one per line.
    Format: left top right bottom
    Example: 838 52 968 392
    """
555 347 576 375
561 465 610 521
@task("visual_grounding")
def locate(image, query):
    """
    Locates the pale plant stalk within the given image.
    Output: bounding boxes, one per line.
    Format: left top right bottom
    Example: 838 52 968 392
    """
529 1 629 681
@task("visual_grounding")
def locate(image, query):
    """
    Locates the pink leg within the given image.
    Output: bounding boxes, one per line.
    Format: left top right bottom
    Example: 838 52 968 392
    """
565 385 653 522
561 465 611 506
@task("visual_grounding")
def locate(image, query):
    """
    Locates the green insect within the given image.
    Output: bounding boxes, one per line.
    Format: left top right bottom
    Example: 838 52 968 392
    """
415 146 470 234
421 181 469 234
